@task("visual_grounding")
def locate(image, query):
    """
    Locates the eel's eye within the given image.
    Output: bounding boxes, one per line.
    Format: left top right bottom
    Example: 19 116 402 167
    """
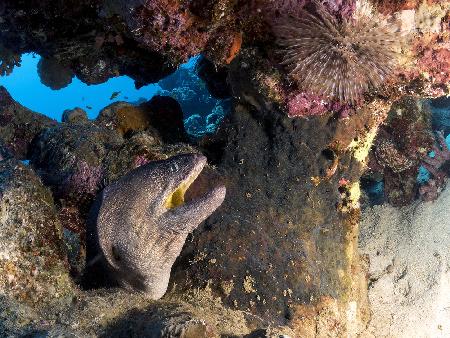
111 245 121 262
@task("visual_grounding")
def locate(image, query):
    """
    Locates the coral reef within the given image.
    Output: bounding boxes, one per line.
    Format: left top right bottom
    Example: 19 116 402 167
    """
85 154 226 299
0 0 448 335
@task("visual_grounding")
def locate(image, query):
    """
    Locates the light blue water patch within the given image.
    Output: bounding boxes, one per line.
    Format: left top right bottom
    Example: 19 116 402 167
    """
0 53 161 121
0 52 229 137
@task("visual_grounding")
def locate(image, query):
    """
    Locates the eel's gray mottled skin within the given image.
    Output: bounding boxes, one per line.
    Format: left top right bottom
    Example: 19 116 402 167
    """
86 153 226 299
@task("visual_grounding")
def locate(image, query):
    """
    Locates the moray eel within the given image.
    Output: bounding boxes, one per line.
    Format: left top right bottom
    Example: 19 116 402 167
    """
85 153 226 299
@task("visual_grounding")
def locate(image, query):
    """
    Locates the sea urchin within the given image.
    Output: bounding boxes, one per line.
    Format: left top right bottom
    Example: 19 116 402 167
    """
275 0 401 103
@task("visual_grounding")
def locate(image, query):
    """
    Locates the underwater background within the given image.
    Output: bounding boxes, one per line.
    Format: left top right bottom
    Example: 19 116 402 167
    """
1 1 450 336
1 53 449 205
0 53 230 137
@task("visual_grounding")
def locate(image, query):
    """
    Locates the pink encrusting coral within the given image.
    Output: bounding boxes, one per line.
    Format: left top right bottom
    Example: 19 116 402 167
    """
287 91 355 118
417 47 450 87
287 92 328 118
64 161 103 196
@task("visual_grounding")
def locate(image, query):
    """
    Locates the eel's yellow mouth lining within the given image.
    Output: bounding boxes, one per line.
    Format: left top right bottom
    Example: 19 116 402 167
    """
164 172 198 209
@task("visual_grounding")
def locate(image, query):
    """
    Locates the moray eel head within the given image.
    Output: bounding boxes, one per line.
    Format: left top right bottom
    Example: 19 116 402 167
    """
86 153 226 299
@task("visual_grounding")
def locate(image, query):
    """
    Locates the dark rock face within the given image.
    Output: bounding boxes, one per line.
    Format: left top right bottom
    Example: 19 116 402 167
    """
169 50 373 332
141 96 188 143
173 103 367 326
0 0 175 87
62 107 89 124
0 86 56 159
96 98 188 143
37 57 74 90
0 0 247 88
196 57 231 99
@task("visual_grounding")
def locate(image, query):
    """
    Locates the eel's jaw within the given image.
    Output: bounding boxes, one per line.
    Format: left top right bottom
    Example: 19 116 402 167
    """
164 154 207 209
166 184 226 234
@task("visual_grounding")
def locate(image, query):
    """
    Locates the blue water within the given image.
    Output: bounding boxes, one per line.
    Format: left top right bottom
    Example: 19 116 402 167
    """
0 53 227 137
0 53 162 120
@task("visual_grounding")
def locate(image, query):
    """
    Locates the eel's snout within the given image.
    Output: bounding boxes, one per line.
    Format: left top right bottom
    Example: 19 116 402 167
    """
164 153 208 210
164 154 226 231
169 153 207 182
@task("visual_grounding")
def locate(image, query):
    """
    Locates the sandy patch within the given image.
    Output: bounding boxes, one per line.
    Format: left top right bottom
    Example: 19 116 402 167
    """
359 185 450 337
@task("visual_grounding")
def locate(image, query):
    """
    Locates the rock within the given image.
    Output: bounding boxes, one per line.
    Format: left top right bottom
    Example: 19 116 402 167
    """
37 57 74 90
368 97 434 206
0 158 74 307
62 108 88 124
196 57 231 99
0 86 57 159
29 123 122 207
101 303 218 338
96 102 157 136
141 96 188 143
96 98 187 143
170 50 381 335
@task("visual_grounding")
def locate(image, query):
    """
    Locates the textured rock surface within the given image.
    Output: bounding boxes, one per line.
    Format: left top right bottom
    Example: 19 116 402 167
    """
167 47 395 335
96 97 187 143
62 107 89 124
0 86 56 159
2 287 286 337
30 122 122 207
0 158 74 307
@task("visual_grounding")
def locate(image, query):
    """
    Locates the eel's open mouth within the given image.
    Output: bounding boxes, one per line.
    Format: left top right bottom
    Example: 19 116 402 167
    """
164 154 208 209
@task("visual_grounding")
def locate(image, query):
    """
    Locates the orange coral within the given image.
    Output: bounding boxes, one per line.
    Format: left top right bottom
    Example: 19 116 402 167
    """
225 32 243 64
